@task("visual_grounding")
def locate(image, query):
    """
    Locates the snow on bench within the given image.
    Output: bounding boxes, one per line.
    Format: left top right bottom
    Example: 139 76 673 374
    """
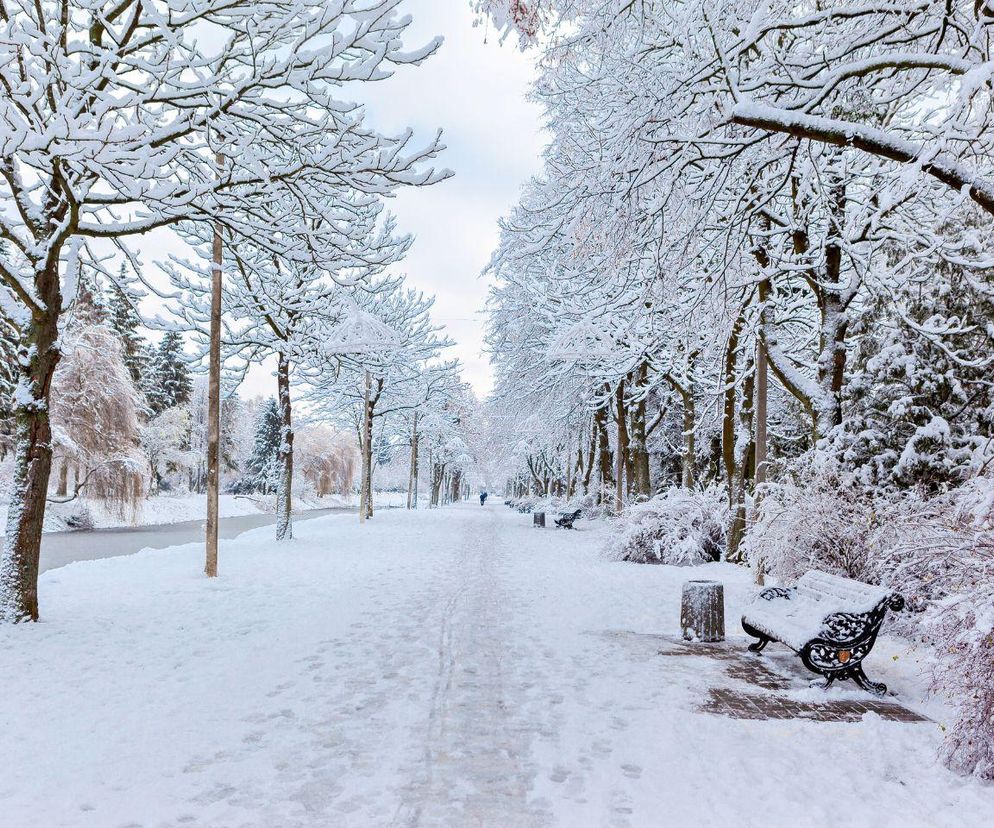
741 570 904 696
555 510 581 529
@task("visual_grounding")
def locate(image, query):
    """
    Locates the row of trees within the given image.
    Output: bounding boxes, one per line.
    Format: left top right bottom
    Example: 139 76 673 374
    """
0 0 473 622
482 0 993 530
480 0 994 779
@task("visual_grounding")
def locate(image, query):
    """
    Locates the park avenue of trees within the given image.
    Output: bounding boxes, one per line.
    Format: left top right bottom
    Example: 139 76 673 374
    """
2 0 994 799
479 0 994 781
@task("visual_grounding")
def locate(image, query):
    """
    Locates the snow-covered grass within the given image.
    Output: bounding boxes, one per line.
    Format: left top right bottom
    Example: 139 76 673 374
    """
1 504 990 826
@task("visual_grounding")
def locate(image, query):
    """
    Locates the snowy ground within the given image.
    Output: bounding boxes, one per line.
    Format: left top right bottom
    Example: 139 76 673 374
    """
1 503 990 827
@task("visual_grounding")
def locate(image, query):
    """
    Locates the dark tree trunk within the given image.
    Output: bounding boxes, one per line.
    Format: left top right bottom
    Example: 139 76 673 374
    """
727 363 756 562
631 366 652 497
1 261 62 622
614 380 628 511
594 392 614 502
275 354 294 541
722 311 745 506
56 460 69 498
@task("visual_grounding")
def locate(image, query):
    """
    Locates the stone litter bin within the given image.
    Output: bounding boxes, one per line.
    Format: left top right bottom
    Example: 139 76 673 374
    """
533 512 546 528
680 580 725 643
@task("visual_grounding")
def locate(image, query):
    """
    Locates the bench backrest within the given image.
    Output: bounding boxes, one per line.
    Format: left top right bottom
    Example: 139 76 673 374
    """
795 571 890 613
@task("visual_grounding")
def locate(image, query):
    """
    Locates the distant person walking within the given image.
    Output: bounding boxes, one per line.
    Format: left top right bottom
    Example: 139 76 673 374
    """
479 491 488 506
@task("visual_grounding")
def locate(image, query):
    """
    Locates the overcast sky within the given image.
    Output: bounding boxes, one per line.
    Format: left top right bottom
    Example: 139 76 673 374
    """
233 1 546 401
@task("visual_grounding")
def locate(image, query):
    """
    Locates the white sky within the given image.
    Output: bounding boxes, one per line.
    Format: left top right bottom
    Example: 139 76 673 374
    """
238 1 547 401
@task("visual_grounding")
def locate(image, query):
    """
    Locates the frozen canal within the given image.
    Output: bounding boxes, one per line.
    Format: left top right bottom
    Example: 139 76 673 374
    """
39 507 353 573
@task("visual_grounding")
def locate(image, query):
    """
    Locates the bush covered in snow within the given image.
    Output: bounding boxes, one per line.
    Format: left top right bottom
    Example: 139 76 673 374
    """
867 481 994 781
742 465 879 583
607 486 727 565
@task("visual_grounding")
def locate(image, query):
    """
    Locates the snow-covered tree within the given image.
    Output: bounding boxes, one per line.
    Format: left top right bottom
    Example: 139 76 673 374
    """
0 0 447 622
148 333 193 417
242 399 283 496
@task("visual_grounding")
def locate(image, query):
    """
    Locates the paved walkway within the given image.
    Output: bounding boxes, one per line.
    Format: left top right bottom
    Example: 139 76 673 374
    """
2 503 986 828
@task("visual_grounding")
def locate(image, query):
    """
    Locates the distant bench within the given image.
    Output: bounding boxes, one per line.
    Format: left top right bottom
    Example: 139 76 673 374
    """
741 570 904 696
555 510 582 530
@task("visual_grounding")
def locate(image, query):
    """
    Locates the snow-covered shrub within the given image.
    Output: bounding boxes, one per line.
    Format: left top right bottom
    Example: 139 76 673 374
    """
743 465 879 583
608 486 728 565
866 480 994 780
63 504 95 531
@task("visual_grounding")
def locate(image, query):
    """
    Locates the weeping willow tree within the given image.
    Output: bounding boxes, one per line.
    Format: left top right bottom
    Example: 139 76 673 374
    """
50 320 147 521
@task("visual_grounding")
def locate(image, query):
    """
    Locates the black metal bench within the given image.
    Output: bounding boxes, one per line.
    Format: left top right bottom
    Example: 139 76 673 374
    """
554 509 582 529
741 570 904 696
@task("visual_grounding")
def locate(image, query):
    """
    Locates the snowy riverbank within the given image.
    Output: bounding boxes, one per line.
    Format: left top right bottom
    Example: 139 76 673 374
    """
1 503 989 826
0 491 412 534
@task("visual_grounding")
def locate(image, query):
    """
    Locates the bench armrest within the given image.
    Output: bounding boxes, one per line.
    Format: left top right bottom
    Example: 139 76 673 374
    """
757 586 794 601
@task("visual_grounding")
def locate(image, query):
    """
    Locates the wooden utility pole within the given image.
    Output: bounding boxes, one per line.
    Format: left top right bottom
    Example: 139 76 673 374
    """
205 153 223 578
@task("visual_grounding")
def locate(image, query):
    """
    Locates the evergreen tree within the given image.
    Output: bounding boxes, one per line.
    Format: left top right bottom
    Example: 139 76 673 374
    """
106 266 151 391
149 332 193 415
244 398 282 494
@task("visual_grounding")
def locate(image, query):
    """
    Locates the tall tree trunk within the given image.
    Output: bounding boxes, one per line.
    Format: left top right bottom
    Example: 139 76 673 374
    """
359 371 372 523
407 413 419 509
722 311 746 507
56 460 69 498
816 174 849 437
755 281 770 491
681 388 696 489
727 361 756 562
594 393 614 503
631 365 652 497
1 272 61 622
614 380 628 512
275 354 294 541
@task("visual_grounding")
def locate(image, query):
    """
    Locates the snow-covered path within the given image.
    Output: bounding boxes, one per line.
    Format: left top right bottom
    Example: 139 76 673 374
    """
1 504 991 827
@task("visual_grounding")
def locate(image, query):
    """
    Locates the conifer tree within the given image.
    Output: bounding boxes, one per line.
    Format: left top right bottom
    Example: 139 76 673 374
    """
245 399 282 494
150 333 193 415
106 266 151 391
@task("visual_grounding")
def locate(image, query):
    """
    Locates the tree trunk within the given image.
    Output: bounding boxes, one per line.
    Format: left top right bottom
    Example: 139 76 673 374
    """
755 281 770 491
275 354 294 541
56 460 69 498
582 418 596 493
615 380 628 512
727 361 755 562
359 371 372 523
722 311 746 507
816 174 849 438
681 387 696 489
1 261 62 622
631 366 652 497
594 392 614 503
407 413 419 509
